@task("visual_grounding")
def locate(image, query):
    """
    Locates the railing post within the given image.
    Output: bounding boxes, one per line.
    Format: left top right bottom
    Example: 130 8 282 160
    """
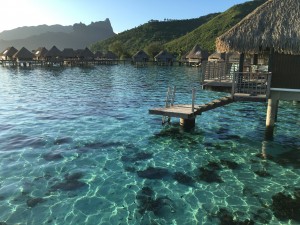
266 73 272 99
231 72 236 97
192 88 196 112
171 86 176 106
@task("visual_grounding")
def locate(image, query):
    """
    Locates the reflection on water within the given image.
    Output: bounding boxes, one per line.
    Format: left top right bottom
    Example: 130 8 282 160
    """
0 65 299 224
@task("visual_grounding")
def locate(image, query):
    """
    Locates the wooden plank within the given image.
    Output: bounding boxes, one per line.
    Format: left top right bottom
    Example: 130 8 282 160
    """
149 97 234 118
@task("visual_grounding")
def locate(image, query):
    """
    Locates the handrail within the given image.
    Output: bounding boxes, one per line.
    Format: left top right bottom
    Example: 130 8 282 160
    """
231 72 272 97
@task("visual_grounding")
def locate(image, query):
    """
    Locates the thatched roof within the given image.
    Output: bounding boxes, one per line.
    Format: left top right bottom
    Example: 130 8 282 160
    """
154 50 173 61
34 47 48 58
208 52 225 61
80 47 94 59
104 51 118 60
13 47 34 60
45 46 61 58
94 51 104 58
216 0 300 55
186 45 208 59
61 48 75 58
132 50 149 61
1 46 18 57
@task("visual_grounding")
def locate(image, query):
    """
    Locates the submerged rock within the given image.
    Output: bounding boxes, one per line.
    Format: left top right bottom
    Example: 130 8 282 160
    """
137 167 170 179
254 170 272 177
51 172 86 191
217 208 254 225
173 172 195 187
64 172 84 181
51 180 86 191
220 159 239 170
136 186 175 217
252 208 272 224
124 166 136 173
26 197 46 208
136 186 155 210
42 152 64 161
54 137 73 145
197 167 223 183
271 192 300 222
206 161 222 170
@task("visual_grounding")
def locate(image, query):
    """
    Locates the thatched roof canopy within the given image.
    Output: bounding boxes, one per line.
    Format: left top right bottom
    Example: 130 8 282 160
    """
61 48 75 58
94 51 103 58
132 50 149 61
154 50 173 61
13 47 34 60
34 47 48 58
45 46 61 58
80 47 94 59
216 0 300 55
186 45 208 59
1 46 18 57
208 52 225 61
104 51 118 60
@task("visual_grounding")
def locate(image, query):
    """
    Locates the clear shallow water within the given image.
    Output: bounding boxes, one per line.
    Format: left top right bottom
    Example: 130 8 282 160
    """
0 65 299 225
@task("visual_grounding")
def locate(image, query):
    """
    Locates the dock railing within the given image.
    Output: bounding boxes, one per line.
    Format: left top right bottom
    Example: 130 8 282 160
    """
231 72 272 99
201 61 238 83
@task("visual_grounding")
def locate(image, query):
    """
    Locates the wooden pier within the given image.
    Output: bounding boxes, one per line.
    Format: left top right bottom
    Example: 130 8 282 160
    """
149 95 233 128
149 72 271 129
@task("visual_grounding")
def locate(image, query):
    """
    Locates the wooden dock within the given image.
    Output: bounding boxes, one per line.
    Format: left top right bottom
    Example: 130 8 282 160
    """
149 96 233 128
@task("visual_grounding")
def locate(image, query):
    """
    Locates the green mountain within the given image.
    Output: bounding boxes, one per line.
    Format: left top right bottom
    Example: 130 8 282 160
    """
165 0 267 55
90 14 219 58
91 0 266 58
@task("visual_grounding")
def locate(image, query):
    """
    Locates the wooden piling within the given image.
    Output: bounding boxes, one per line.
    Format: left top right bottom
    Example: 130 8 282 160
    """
266 97 279 130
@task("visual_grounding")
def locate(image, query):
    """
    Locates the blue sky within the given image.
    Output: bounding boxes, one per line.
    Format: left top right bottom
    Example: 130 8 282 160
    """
1 0 250 33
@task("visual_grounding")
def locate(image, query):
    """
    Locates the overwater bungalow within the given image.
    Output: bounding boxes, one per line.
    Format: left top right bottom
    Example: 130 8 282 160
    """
13 47 34 62
154 50 174 66
1 46 18 60
44 46 62 63
216 0 300 136
33 47 48 60
61 48 75 59
104 51 118 60
94 51 104 59
78 47 95 61
132 50 149 66
208 52 240 63
186 44 208 66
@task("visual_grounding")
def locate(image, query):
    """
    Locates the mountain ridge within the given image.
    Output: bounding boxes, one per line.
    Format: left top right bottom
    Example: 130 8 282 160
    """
0 19 115 51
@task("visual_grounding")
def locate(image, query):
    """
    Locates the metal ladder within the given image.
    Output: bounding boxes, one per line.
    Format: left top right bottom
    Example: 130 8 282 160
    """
162 86 176 124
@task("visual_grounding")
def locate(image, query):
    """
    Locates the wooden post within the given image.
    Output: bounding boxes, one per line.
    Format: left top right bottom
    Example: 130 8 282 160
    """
192 88 196 112
180 117 196 129
253 54 258 65
268 48 274 72
265 97 279 139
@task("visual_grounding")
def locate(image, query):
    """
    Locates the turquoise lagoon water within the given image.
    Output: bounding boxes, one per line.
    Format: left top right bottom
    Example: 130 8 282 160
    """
0 65 299 225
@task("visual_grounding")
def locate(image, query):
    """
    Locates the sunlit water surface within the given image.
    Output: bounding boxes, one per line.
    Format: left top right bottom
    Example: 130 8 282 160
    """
0 65 299 225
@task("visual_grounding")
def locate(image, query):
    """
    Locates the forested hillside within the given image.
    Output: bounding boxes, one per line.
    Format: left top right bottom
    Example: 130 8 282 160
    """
91 0 266 59
90 14 219 58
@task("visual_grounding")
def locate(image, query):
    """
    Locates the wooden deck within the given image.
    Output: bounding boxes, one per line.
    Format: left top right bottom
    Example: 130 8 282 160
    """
149 96 233 119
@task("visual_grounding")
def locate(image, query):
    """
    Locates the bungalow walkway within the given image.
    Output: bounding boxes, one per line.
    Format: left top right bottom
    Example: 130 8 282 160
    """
149 72 272 128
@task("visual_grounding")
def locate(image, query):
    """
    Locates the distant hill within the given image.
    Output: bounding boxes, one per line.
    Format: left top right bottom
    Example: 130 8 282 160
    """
91 0 266 58
165 0 267 55
0 24 73 40
90 14 219 56
0 19 116 51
